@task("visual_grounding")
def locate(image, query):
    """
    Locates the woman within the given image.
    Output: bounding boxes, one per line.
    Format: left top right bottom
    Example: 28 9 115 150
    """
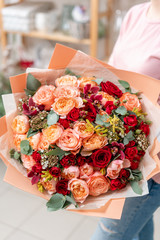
91 1 160 240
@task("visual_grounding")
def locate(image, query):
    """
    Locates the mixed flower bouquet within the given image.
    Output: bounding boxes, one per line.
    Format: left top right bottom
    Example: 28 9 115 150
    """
9 68 151 211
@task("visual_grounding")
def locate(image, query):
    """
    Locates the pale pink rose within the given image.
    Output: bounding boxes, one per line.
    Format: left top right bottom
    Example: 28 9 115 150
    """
11 115 30 134
33 85 55 110
68 178 89 203
54 86 80 98
80 163 94 179
13 134 26 151
56 128 82 152
37 133 50 151
42 124 63 144
40 178 58 194
98 91 115 106
106 159 131 179
21 154 36 170
73 121 94 139
61 166 80 180
87 172 110 196
82 133 108 151
27 132 41 151
55 75 79 88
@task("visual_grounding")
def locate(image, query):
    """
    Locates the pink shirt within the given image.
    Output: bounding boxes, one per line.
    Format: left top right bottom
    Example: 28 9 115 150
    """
109 2 160 183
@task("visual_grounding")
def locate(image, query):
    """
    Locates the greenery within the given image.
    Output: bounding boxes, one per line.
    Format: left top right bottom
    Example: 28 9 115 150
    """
0 72 11 117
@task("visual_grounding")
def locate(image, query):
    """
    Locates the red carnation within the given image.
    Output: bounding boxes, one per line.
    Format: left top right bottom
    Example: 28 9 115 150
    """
56 179 70 195
67 108 80 122
105 101 117 115
82 102 97 122
124 115 138 127
77 156 86 166
110 178 127 191
119 169 130 179
125 140 136 148
125 147 138 160
32 151 41 162
60 154 76 168
139 121 150 136
101 81 123 98
58 118 70 128
49 167 61 177
32 163 42 174
130 160 140 170
91 147 112 168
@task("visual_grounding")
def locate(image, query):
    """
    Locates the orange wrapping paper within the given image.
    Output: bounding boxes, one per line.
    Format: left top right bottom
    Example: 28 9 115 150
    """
1 44 160 219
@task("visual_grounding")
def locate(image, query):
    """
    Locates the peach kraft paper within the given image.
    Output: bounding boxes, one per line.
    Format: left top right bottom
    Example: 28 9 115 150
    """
0 44 160 219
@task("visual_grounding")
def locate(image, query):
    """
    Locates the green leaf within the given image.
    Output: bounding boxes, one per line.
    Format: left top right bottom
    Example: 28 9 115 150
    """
27 73 41 92
115 106 127 116
62 201 72 209
126 131 134 139
27 128 39 138
46 193 66 211
66 194 78 208
65 68 81 79
10 149 15 158
123 137 129 145
93 78 103 85
47 110 59 126
132 169 143 181
24 88 36 96
118 80 131 93
95 114 110 127
130 181 143 195
14 151 20 160
20 140 33 155
46 146 68 160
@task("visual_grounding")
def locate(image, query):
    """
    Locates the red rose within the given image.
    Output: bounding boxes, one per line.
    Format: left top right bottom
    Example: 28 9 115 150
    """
85 156 94 166
138 150 145 157
58 118 70 128
67 108 80 121
125 147 138 160
105 101 117 115
32 151 41 162
77 156 86 166
125 140 136 148
130 160 140 170
49 167 61 177
60 154 76 168
139 121 150 136
124 115 138 127
82 102 97 122
110 178 127 191
32 163 42 173
56 179 70 195
119 169 130 179
124 125 130 133
101 81 123 98
91 147 112 168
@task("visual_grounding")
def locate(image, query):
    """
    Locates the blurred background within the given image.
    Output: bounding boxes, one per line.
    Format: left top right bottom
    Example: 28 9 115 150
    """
0 0 159 240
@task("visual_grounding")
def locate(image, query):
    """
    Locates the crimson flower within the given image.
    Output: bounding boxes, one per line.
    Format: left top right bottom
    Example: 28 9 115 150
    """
22 97 44 116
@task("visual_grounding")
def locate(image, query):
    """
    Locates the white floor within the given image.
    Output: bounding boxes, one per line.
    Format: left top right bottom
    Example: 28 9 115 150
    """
0 159 159 240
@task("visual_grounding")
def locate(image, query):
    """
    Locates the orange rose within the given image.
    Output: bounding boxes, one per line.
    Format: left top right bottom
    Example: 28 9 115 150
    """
73 121 94 139
82 133 108 151
21 154 36 170
61 166 80 180
55 75 79 88
11 115 30 134
54 86 80 98
37 134 50 151
56 128 82 152
68 178 89 203
52 97 83 117
79 76 98 91
42 124 63 144
40 178 58 194
80 163 94 179
98 91 114 106
33 85 55 110
120 92 141 111
27 132 41 151
13 134 26 151
87 172 110 196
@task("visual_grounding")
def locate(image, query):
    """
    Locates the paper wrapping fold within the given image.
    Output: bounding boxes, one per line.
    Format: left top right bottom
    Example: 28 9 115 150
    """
0 44 160 219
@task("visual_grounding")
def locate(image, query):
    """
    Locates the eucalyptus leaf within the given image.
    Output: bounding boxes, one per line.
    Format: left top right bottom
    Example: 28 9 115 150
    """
115 106 127 116
130 181 143 195
66 195 78 208
46 193 66 211
14 151 20 160
27 73 41 92
46 146 68 159
27 128 39 138
118 80 131 93
62 201 72 209
123 137 129 145
95 114 110 127
20 140 33 155
47 110 59 126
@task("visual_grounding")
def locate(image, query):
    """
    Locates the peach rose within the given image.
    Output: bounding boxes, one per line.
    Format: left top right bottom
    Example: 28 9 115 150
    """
61 166 80 180
87 172 110 196
40 178 58 194
52 97 83 117
106 159 131 179
82 133 108 151
79 76 98 91
56 128 82 152
55 75 79 88
120 92 141 111
27 132 41 151
13 134 26 151
80 163 94 179
11 115 30 134
37 134 50 151
54 86 80 98
68 178 89 203
33 85 55 110
42 124 63 144
21 154 36 170
98 91 115 106
73 121 94 139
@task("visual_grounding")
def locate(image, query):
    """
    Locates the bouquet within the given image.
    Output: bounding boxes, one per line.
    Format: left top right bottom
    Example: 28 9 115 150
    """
1 44 160 216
